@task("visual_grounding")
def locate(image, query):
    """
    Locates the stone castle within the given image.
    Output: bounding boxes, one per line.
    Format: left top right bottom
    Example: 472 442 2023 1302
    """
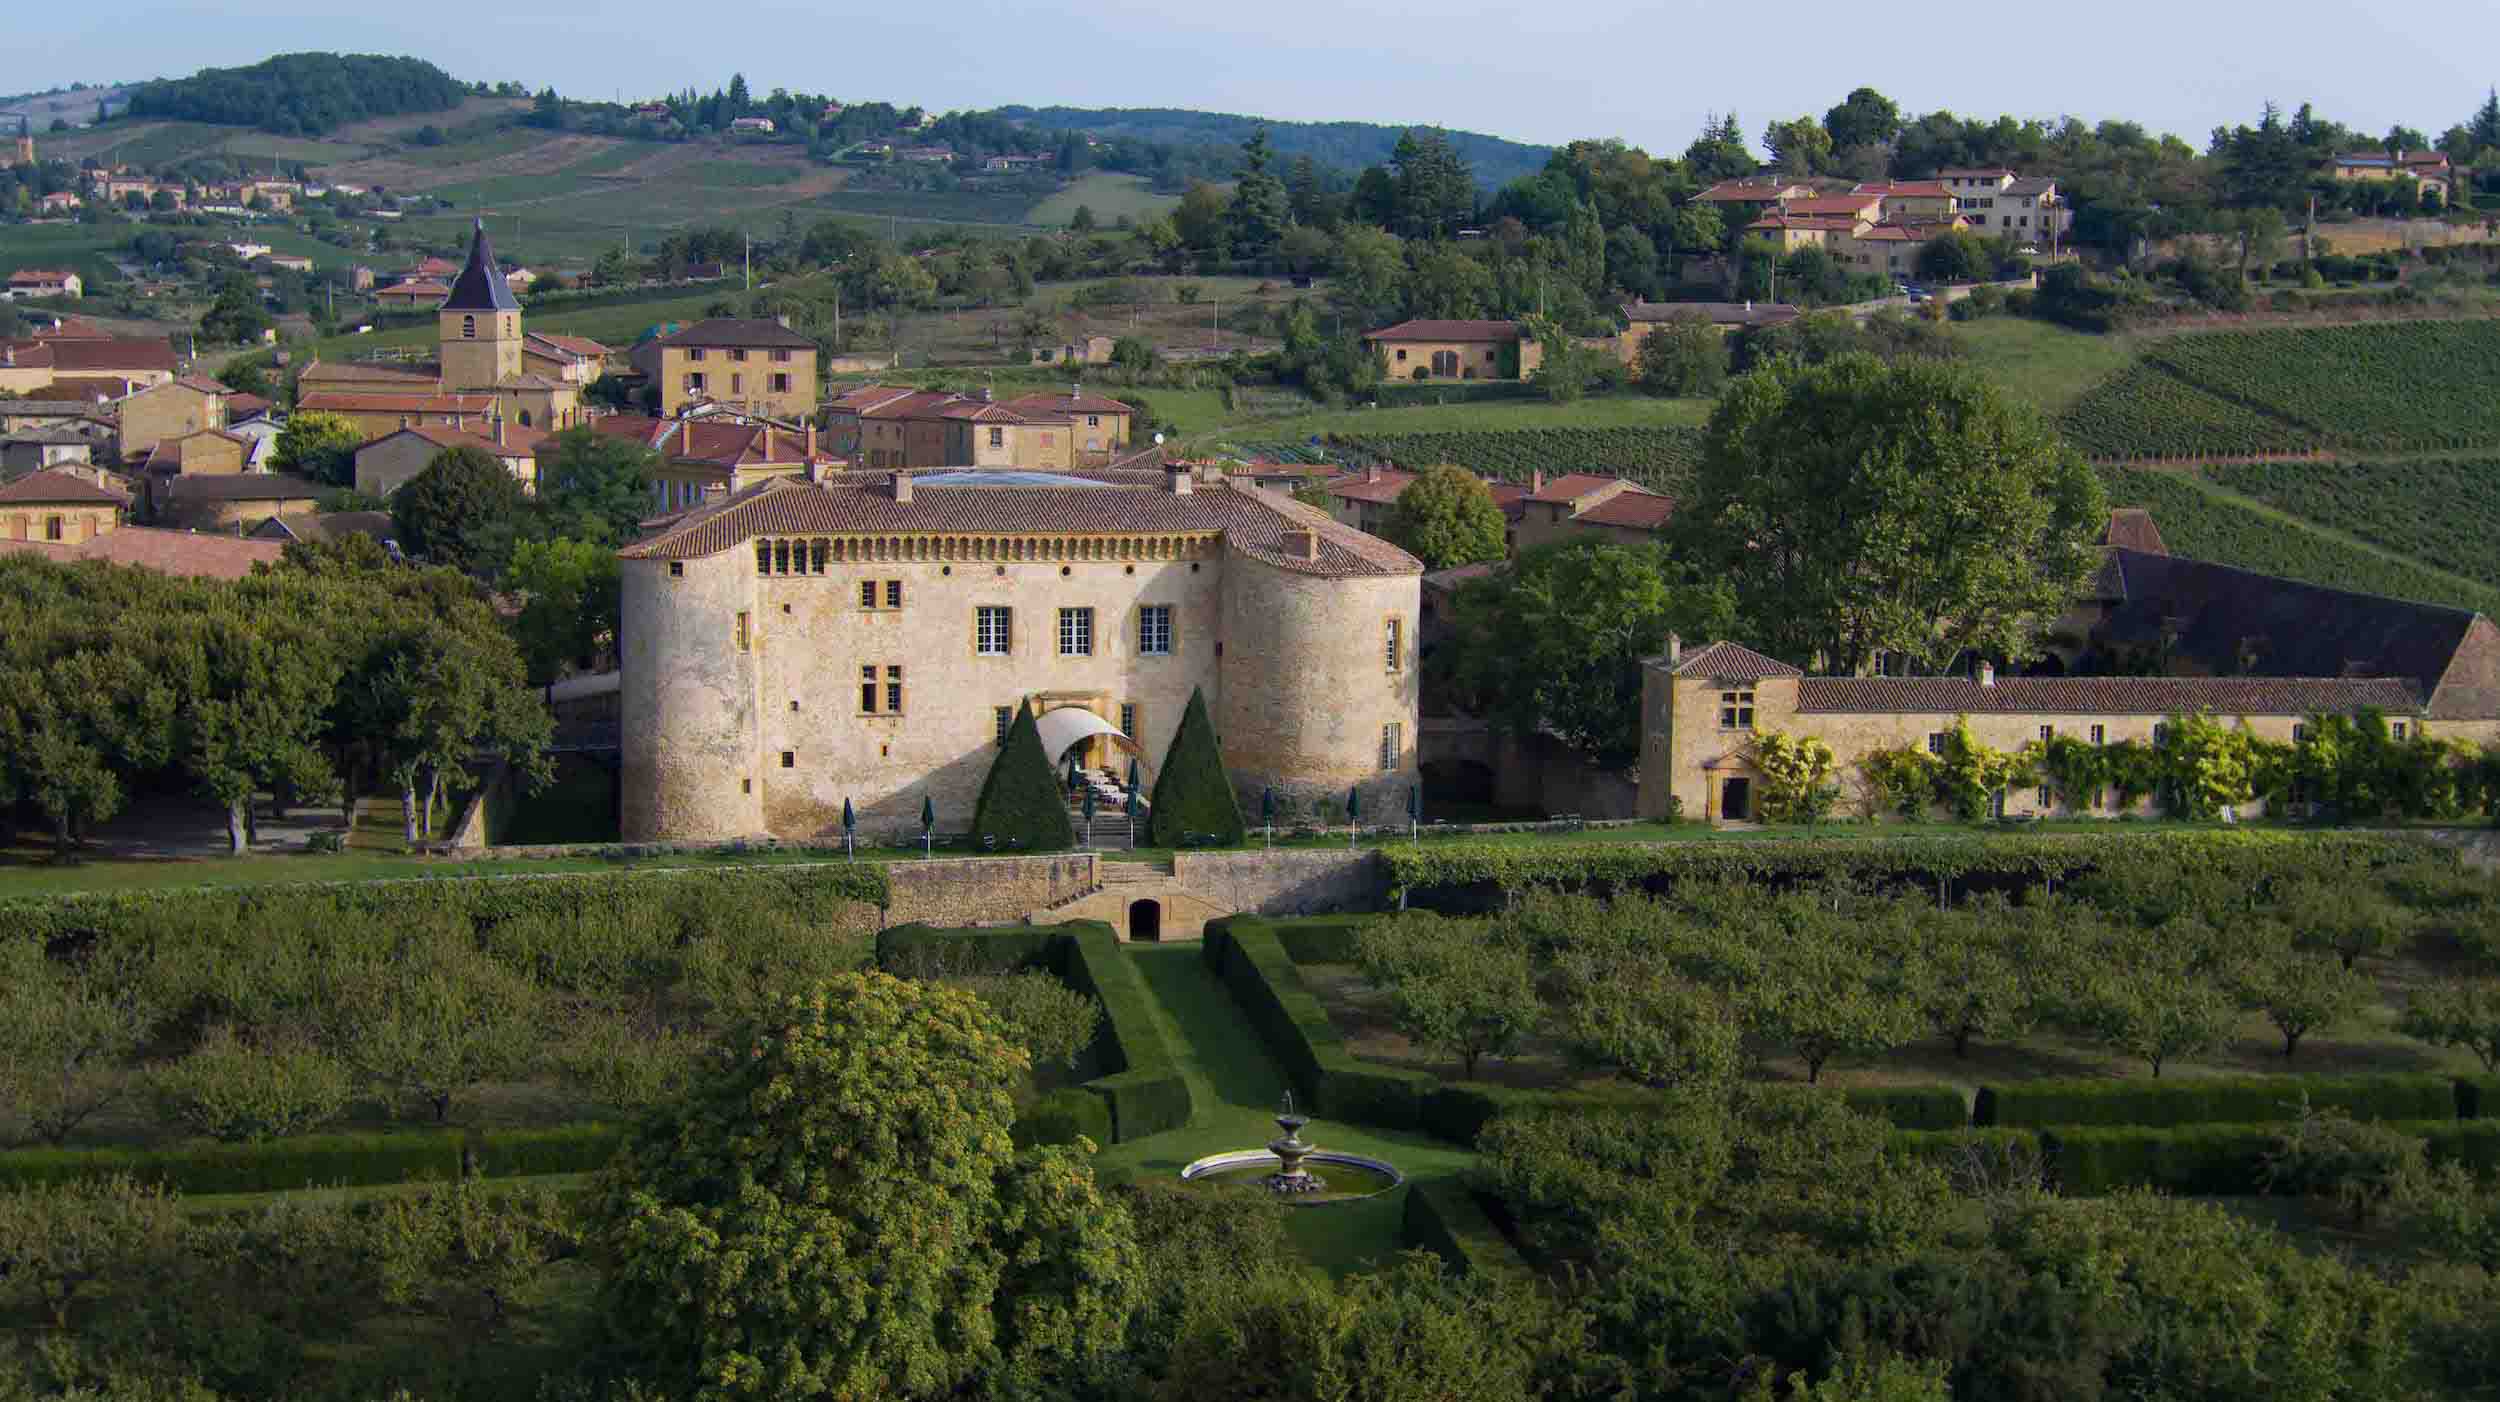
616 464 1422 843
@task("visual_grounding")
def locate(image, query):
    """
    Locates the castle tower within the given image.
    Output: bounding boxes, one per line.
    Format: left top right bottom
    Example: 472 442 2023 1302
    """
438 218 522 392
13 117 31 166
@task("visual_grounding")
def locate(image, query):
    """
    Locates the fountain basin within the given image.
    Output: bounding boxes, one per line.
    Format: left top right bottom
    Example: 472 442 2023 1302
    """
1179 1149 1406 1205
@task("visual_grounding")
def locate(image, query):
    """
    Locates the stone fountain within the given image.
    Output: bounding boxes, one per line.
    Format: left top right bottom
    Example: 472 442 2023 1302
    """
1177 1093 1404 1205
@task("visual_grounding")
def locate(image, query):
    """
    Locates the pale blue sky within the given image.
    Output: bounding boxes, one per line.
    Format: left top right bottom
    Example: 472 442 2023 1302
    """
13 0 2495 154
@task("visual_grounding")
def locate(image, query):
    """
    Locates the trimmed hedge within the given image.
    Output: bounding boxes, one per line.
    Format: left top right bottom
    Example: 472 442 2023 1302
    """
470 1123 625 1178
0 863 892 945
1058 925 1192 1140
1888 1127 2046 1169
2418 1118 2500 1173
876 923 1061 974
970 702 1077 853
0 1130 465 1195
1202 917 1431 1131
1843 1085 1970 1131
1013 1088 1113 1149
1147 687 1245 847
1977 1073 2458 1130
2043 1123 2288 1196
1381 831 2435 904
1402 1177 1529 1278
1264 915 1372 965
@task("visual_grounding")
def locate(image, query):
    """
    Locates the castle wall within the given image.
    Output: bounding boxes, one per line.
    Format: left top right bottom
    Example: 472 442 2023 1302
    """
620 550 766 840
1216 550 1420 817
725 540 1226 842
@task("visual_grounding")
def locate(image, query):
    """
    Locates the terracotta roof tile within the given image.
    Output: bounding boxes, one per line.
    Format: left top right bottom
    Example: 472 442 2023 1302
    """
1576 493 1676 530
163 472 327 503
1668 641 1804 679
297 391 494 415
0 527 284 579
1002 391 1133 416
297 359 442 386
1323 468 1417 504
2101 508 2167 555
526 332 611 357
659 318 816 350
1361 319 1524 343
620 477 1419 578
20 377 143 403
1781 196 1882 216
1794 675 2422 716
0 469 125 505
1529 473 1627 504
392 423 547 459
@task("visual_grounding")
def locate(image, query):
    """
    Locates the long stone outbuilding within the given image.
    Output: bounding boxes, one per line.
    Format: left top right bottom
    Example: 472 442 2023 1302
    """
617 463 1423 843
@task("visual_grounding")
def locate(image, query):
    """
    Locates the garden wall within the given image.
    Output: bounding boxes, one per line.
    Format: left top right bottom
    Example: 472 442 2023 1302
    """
1169 849 1385 916
884 854 1099 925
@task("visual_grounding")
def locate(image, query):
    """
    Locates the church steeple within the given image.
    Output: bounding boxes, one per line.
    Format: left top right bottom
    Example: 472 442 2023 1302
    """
442 217 521 313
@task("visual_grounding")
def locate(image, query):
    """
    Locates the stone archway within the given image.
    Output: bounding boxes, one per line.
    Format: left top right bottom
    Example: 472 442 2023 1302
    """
1128 898 1162 942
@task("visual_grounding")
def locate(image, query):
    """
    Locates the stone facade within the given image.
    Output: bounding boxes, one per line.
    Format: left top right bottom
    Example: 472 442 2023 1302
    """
619 469 1422 843
1167 849 1386 916
118 379 225 459
885 854 1098 925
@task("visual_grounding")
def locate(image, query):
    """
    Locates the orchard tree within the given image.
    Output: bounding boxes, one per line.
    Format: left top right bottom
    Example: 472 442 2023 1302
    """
1731 897 1925 1083
2401 978 2500 1070
1671 353 2105 675
327 927 541 1123
1553 958 1743 1088
592 972 1142 1400
1636 318 1729 398
1381 463 1506 570
2233 947 2368 1057
1359 920 1540 1079
2289 879 2416 970
2072 925 2240 1076
1915 902 2040 1058
0 940 159 1146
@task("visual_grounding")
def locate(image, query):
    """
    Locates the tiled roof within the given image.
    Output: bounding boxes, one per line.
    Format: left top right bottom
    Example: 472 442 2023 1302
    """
0 526 284 579
620 477 1420 578
297 359 442 386
225 393 271 420
829 384 918 413
668 420 834 469
1529 473 1626 504
1939 167 2017 178
387 423 547 459
442 220 524 314
1795 674 2422 717
526 332 611 357
298 391 494 415
41 338 178 374
1324 467 1417 504
1361 319 1523 343
659 318 816 350
2091 547 2482 712
5 268 78 284
1668 641 1803 679
377 280 450 297
1852 225 1920 242
1576 492 1676 531
0 469 124 505
1856 181 1956 198
1781 196 1881 216
1002 391 1134 417
1748 214 1861 232
164 472 327 503
251 510 394 543
588 414 676 447
857 390 956 419
1423 560 1504 592
19 378 142 403
144 428 253 470
1695 180 1807 202
494 372 569 390
2101 508 2167 555
166 375 233 395
2003 177 2059 196
31 317 112 340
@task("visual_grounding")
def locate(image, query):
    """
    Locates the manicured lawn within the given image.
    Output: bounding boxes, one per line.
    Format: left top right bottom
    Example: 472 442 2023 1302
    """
1092 945 1477 1278
0 845 861 900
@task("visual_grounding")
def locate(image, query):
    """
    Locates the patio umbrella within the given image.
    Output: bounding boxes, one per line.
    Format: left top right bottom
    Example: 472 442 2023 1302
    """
841 796 855 860
1408 783 1420 840
1262 785 1275 848
1081 786 1096 847
1346 785 1360 847
920 794 935 858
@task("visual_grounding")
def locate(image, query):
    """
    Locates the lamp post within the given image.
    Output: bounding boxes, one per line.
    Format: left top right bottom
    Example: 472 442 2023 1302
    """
1126 756 1141 850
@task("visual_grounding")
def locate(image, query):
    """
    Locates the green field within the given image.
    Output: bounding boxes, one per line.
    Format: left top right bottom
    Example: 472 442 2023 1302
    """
307 285 734 362
2215 457 2500 592
1182 392 1715 452
1027 171 1184 228
2062 320 2500 460
1952 315 2141 417
2096 465 2500 614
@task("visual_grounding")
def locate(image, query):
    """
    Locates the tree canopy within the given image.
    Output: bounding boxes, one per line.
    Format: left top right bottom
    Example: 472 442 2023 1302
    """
1670 354 2105 675
1381 464 1507 570
391 445 528 577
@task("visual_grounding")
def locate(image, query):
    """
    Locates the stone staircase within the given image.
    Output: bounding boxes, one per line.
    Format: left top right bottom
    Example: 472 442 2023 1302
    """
1028 853 1220 941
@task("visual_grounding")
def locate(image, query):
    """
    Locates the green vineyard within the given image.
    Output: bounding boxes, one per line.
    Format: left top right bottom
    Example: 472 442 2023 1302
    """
2215 458 2500 593
2062 320 2500 460
2095 467 2500 615
1326 427 1708 491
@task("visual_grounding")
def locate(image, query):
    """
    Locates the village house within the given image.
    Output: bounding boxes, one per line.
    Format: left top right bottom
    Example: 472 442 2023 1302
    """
373 278 449 309
152 472 327 533
247 509 395 548
1318 463 1530 545
37 192 81 215
0 468 123 544
0 525 284 578
2330 149 2454 202
0 334 179 393
4 269 83 300
521 332 612 384
117 375 233 459
353 420 548 498
635 317 820 419
0 426 99 476
594 414 839 513
1510 472 1668 551
1361 319 1543 381
729 116 777 135
1937 168 2071 239
1849 180 1960 220
294 389 496 439
263 253 315 274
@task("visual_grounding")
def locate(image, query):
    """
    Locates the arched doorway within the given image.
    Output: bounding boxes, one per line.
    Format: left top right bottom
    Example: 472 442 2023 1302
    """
1128 899 1162 943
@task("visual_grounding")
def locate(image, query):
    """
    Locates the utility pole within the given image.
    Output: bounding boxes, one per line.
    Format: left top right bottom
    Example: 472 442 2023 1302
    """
744 230 752 291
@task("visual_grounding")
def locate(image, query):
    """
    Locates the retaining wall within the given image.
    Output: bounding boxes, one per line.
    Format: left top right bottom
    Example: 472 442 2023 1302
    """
1169 849 1387 916
884 854 1100 926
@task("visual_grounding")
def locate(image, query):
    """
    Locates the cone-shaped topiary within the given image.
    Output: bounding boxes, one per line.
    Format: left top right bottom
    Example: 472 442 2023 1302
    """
971 704 1076 852
1149 686 1245 846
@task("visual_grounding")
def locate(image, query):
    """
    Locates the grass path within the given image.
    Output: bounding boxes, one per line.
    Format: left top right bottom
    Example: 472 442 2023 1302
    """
1099 945 1475 1277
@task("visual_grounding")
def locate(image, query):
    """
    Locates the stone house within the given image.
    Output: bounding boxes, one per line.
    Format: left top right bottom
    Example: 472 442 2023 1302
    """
0 427 97 475
353 421 547 498
1361 319 1543 382
0 527 283 579
293 390 496 440
1510 473 1664 551
118 375 232 459
0 468 123 543
152 472 327 532
4 269 82 300
636 318 819 420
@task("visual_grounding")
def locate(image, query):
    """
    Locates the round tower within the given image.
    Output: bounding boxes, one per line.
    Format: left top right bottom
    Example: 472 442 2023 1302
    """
620 550 765 841
1217 547 1420 818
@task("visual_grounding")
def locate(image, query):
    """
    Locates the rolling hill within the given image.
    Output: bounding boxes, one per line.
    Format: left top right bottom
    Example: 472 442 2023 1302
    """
988 106 1553 188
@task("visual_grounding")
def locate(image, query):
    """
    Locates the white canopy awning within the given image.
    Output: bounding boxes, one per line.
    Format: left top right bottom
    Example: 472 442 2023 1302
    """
1034 706 1137 763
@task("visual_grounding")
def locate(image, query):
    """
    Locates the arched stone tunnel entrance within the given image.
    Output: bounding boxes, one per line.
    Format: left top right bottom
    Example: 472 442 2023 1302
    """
1128 898 1162 942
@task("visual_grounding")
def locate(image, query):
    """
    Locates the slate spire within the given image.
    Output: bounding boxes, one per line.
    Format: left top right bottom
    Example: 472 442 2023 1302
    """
442 216 522 313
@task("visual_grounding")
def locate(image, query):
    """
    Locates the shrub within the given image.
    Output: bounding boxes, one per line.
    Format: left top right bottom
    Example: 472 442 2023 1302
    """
2043 1123 2288 1195
1013 1088 1112 1149
1203 918 1430 1130
965 971 1102 1072
1402 1178 1528 1278
1059 924 1191 1139
471 1122 626 1177
1148 687 1245 846
0 1130 464 1195
969 704 1076 852
147 1027 352 1143
1842 1085 1969 1131
2259 1106 2427 1220
1978 1072 2458 1129
2402 977 2500 1071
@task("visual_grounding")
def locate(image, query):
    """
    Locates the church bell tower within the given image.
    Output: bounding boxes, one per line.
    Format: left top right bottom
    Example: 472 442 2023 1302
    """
438 218 522 391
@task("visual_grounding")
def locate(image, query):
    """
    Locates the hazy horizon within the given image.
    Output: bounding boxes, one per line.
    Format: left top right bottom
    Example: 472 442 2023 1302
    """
10 0 2497 157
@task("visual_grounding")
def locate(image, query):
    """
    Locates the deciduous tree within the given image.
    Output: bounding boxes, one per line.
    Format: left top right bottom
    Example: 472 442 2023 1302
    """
1381 463 1506 570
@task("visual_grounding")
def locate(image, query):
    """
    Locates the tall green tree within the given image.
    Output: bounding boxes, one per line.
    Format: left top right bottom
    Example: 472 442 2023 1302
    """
268 410 364 488
1226 125 1291 257
970 703 1076 852
391 444 528 577
1381 464 1507 570
591 972 1142 1400
1823 87 1905 152
531 426 658 546
1764 116 1835 175
505 537 620 684
1636 319 1730 397
1671 353 2104 675
1439 540 1737 770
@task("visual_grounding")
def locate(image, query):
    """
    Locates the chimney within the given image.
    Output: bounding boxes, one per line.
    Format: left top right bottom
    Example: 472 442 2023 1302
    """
765 423 778 460
1282 527 1320 561
1531 468 1545 493
494 415 506 447
775 313 791 329
804 422 817 459
1979 660 1996 688
1666 633 1682 666
1169 464 1192 496
892 469 913 504
1365 462 1381 484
